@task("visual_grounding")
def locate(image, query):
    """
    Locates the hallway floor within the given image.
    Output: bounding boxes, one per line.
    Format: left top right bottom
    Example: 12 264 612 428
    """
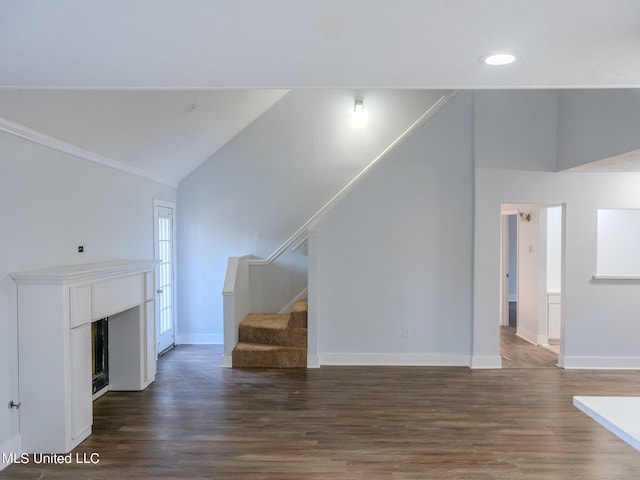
501 325 559 368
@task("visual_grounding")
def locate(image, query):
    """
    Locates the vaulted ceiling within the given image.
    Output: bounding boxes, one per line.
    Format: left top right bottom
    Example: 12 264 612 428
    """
2 0 640 184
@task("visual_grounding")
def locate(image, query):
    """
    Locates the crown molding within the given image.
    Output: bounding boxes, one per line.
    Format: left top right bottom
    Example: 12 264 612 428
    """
0 116 178 188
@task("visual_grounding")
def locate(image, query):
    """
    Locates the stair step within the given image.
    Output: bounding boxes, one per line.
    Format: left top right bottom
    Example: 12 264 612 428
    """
232 301 309 369
239 313 307 348
289 300 308 328
232 342 307 368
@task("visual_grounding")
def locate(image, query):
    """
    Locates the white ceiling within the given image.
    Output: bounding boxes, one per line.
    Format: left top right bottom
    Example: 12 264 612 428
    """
3 0 640 89
2 0 640 184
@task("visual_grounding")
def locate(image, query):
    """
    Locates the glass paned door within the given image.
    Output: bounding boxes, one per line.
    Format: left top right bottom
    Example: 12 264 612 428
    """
154 203 175 354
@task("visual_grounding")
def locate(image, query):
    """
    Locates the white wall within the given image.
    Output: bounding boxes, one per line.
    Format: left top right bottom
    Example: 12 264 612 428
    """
514 205 547 345
312 92 473 365
508 214 517 301
473 89 640 368
472 91 560 367
477 169 640 368
547 206 563 292
0 130 175 461
177 89 449 344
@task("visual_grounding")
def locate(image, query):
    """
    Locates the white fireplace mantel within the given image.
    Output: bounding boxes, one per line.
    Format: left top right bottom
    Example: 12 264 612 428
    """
11 259 159 283
11 259 158 454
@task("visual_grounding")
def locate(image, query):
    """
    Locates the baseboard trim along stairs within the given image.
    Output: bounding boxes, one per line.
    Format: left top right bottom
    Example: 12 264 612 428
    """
232 300 307 368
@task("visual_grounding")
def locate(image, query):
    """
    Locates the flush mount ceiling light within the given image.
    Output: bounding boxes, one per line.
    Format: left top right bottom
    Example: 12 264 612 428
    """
354 98 364 114
483 52 519 66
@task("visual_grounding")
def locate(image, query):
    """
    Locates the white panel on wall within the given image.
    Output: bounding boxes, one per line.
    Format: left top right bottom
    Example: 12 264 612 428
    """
597 209 640 275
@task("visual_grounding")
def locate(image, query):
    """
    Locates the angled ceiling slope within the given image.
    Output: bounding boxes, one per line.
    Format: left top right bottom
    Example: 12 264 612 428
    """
0 90 288 185
2 1 640 184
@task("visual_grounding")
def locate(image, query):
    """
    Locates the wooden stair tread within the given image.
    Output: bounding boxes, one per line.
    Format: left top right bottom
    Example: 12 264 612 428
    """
240 313 290 330
292 300 308 312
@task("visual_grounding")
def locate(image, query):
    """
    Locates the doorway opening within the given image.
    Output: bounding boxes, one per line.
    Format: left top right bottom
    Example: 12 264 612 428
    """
499 204 563 368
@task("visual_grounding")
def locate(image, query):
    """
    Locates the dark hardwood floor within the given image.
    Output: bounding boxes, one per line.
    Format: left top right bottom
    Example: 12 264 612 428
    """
3 345 640 479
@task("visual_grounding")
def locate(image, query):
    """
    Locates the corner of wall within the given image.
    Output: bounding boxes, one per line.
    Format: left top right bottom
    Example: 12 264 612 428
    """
470 355 503 369
0 434 22 472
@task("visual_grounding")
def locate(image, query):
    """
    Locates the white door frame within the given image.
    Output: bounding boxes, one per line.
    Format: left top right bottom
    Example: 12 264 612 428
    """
153 199 177 353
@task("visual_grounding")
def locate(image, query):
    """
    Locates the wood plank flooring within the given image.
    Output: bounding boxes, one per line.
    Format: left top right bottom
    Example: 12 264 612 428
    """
3 345 640 479
501 326 558 368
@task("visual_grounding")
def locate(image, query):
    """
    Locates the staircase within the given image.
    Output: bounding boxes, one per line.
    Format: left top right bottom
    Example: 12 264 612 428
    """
232 300 307 368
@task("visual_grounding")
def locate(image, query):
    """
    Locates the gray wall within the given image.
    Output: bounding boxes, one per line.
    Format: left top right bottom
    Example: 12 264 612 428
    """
313 92 474 365
557 89 640 170
177 89 449 343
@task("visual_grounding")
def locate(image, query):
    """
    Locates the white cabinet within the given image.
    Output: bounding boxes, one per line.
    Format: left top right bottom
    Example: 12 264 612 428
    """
547 293 561 343
11 260 158 453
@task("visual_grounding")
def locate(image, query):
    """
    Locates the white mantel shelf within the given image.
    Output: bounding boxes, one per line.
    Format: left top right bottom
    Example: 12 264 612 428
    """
12 259 158 454
11 259 159 283
574 396 640 451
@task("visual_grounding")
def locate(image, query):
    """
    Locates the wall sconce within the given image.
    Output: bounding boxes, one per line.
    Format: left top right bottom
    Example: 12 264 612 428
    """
519 211 531 222
354 98 364 114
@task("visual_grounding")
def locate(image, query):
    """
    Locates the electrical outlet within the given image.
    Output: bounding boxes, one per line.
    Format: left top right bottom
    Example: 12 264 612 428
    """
403 326 411 337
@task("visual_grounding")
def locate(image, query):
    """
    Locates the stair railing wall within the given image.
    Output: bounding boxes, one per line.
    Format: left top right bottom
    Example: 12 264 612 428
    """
222 255 250 367
248 245 308 315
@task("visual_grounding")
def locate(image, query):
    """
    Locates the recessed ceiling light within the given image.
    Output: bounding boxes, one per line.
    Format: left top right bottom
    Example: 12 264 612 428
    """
483 52 519 66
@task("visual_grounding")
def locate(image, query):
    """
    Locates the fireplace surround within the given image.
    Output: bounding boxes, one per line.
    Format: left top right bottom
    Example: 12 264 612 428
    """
11 260 158 454
92 318 109 395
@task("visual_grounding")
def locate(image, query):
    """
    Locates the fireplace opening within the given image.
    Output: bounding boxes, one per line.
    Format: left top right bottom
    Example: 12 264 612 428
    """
91 318 109 394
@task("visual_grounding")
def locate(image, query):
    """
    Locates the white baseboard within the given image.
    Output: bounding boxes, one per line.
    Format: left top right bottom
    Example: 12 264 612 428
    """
307 354 320 368
176 333 223 345
221 355 233 368
0 434 21 472
318 353 469 367
563 356 640 370
515 326 538 346
470 355 503 369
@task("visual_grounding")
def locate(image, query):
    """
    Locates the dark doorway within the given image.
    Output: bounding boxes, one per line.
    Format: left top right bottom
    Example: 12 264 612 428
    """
508 301 517 328
92 318 109 394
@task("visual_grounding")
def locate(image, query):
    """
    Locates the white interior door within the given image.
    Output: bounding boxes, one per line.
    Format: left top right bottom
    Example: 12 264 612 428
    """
154 201 175 354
